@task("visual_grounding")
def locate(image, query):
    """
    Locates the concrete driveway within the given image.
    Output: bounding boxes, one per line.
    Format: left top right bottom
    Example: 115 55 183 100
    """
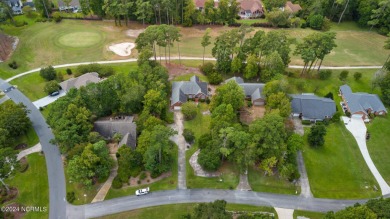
33 90 66 108
343 116 390 195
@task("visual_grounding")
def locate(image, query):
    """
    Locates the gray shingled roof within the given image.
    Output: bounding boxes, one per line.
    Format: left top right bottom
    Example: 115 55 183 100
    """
94 117 137 148
60 72 101 92
171 76 208 106
340 85 387 115
291 94 336 120
225 77 265 101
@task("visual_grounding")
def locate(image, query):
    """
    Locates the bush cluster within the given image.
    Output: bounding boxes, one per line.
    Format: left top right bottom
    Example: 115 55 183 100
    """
75 63 114 77
8 61 18 69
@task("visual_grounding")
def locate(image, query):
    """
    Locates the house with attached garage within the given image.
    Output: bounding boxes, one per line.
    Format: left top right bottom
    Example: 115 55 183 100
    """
225 77 265 106
339 84 387 121
290 93 336 121
59 72 101 92
194 0 264 19
171 75 209 110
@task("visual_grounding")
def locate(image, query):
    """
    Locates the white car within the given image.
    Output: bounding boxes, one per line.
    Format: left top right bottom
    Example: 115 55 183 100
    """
135 187 149 196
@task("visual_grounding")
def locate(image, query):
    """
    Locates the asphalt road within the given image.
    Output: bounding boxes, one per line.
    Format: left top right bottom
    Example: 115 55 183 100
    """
77 189 364 219
0 79 67 219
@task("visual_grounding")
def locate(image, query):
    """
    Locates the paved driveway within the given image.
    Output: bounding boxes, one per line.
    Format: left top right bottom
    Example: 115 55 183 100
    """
33 90 66 108
343 116 390 195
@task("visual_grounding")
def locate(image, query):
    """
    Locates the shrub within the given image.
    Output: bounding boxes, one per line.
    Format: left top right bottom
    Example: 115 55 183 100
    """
75 63 102 77
308 124 327 147
247 100 253 107
198 147 221 171
18 161 29 173
301 120 311 125
8 61 18 69
309 14 324 30
324 92 334 100
318 70 332 80
139 171 147 180
181 102 198 120
52 12 62 23
112 176 122 189
165 111 174 124
40 66 57 81
339 70 349 81
66 192 76 203
183 129 195 143
208 72 223 85
99 66 115 77
56 71 64 82
345 111 351 117
151 171 161 179
44 80 60 95
354 72 362 81
198 133 212 149
331 112 341 123
66 68 72 75
200 62 215 76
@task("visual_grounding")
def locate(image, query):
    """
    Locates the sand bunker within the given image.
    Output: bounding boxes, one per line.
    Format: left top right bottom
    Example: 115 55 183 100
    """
125 29 145 38
108 42 135 57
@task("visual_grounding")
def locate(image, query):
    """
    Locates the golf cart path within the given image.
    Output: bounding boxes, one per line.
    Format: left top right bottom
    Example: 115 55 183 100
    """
5 57 383 82
343 116 390 195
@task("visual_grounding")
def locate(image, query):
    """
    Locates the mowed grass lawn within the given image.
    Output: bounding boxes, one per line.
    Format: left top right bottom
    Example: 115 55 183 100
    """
5 154 49 219
367 117 390 186
293 210 325 219
248 166 300 195
95 203 276 219
184 104 240 189
303 123 380 199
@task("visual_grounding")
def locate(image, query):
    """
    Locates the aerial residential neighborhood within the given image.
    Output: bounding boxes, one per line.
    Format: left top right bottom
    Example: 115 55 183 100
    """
1 0 390 219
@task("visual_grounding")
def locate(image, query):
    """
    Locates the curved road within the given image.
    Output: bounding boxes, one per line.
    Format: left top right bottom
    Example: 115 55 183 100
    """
0 78 66 219
0 59 386 219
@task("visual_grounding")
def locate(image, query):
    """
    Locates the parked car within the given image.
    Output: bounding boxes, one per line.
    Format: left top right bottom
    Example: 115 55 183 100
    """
3 86 15 93
50 91 60 96
135 187 149 196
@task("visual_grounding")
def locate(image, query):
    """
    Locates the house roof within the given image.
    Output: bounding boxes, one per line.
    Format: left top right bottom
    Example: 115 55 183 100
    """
291 94 336 120
285 1 302 13
340 84 387 115
94 117 137 148
239 0 264 13
225 77 265 101
171 75 208 106
59 72 101 92
58 0 80 7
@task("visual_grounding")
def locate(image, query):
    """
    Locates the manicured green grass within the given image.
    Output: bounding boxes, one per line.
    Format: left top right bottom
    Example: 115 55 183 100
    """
293 210 325 219
248 166 300 195
12 72 46 101
95 203 276 219
13 126 39 148
105 144 178 200
172 73 208 82
367 117 390 185
183 103 211 138
302 123 380 199
237 18 268 25
5 154 49 219
56 31 104 48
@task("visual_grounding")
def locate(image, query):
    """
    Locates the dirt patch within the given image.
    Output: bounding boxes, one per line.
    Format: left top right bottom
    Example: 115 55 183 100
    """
240 106 266 124
123 171 172 187
163 63 203 80
0 187 18 204
14 143 27 150
0 33 18 62
2 203 26 219
125 29 145 38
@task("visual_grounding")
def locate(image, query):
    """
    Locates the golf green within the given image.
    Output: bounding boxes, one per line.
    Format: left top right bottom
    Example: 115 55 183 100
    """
56 31 104 48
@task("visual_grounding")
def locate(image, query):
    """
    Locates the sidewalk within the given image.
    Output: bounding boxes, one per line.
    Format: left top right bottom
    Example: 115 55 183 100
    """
17 143 42 160
91 154 118 203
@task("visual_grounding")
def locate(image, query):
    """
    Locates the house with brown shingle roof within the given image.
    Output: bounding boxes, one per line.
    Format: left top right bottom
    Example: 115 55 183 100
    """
283 1 302 14
59 72 101 92
238 0 264 19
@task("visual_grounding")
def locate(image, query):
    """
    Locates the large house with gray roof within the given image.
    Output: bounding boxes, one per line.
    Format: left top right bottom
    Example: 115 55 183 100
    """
94 116 137 149
225 77 265 106
59 72 101 92
171 75 208 109
339 85 387 120
291 94 336 121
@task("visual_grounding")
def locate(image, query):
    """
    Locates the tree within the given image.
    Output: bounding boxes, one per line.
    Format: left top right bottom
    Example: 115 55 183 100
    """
287 133 303 154
0 148 17 191
368 1 390 35
259 156 277 176
379 71 390 105
309 14 324 30
183 129 195 143
44 80 60 95
266 92 291 117
339 70 349 81
231 57 243 75
201 28 212 65
212 29 240 74
198 145 221 171
262 51 285 81
40 66 57 81
384 33 390 69
354 72 362 81
308 124 327 147
263 0 287 9
210 80 245 112
181 101 198 120
266 9 290 27
244 55 259 79
143 89 168 118
183 0 196 26
33 0 51 18
0 102 31 138
117 146 143 181
135 0 153 25
328 205 377 219
210 104 236 135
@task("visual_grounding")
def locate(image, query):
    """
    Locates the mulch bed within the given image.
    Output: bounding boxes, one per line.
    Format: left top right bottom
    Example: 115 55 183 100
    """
14 143 27 150
1 203 26 219
0 187 18 204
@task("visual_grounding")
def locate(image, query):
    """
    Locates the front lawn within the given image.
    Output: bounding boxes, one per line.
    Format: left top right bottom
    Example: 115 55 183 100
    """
303 123 380 199
95 203 276 219
293 210 325 219
367 117 390 185
248 166 300 195
237 18 268 25
4 153 49 219
105 145 178 200
172 73 208 82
